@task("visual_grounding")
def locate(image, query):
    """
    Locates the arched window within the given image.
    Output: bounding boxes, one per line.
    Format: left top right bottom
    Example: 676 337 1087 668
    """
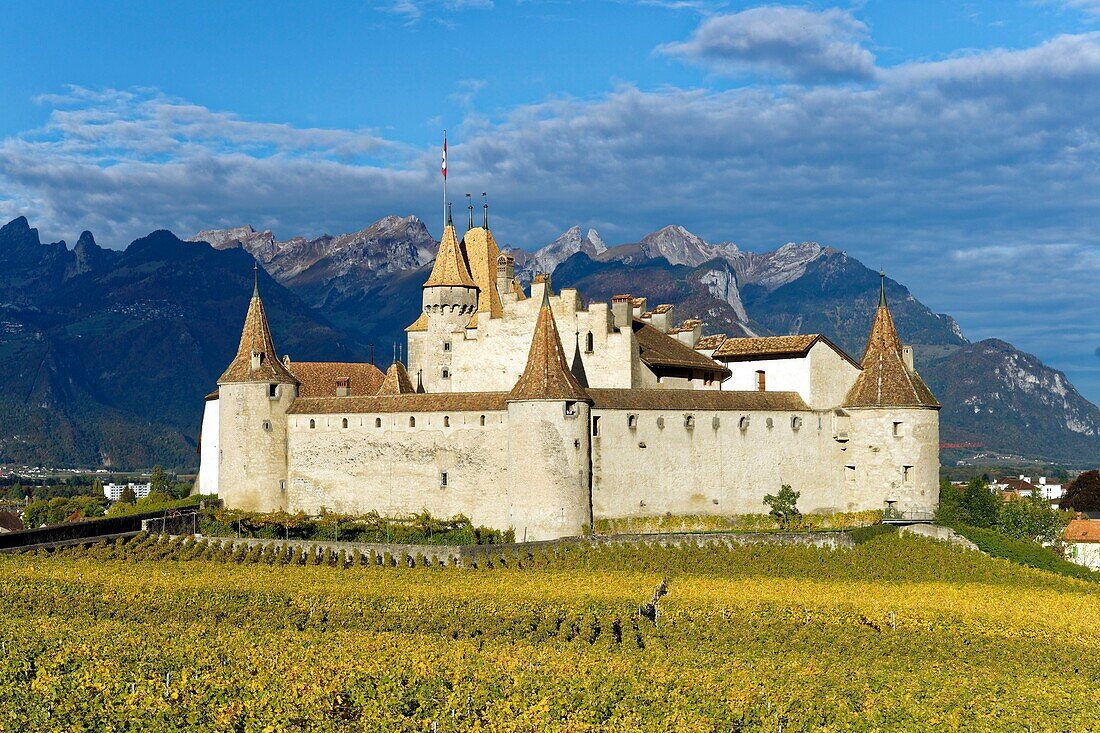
341 418 348 429
309 419 316 429
755 370 766 392
374 417 382 428
443 416 450 427
409 416 416 428
480 415 486 426
585 331 594 353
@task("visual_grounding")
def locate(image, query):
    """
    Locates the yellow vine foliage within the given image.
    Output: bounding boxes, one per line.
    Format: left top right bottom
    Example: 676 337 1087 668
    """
0 533 1098 731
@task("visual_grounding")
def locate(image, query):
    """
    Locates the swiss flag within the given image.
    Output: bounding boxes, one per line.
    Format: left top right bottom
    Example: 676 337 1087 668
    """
441 134 447 178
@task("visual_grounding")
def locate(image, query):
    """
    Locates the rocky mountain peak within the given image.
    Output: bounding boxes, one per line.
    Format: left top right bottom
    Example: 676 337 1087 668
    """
518 225 609 281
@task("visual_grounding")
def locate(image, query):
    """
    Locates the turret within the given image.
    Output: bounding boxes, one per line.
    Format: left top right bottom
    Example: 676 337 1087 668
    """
843 272 940 518
506 285 593 540
217 265 298 513
496 253 516 301
415 206 479 392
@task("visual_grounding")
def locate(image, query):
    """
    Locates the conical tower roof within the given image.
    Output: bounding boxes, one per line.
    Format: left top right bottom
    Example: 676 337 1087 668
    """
845 275 938 408
461 226 504 318
219 268 298 385
376 361 416 395
424 220 477 288
508 289 590 402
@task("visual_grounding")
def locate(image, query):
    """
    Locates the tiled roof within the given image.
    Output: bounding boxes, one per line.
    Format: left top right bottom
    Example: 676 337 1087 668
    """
424 223 477 288
508 289 590 402
588 388 808 411
288 361 385 398
1064 519 1100 543
289 392 510 415
1000 477 1038 493
681 319 702 329
713 334 818 359
405 312 428 332
205 389 220 401
376 361 416 395
633 321 731 378
461 226 504 318
845 296 939 409
0 510 24 532
631 297 646 308
218 290 298 385
654 304 674 314
694 334 727 351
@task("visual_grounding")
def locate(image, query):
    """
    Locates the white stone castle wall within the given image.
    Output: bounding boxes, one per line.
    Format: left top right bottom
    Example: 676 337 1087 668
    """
591 408 858 519
218 382 295 513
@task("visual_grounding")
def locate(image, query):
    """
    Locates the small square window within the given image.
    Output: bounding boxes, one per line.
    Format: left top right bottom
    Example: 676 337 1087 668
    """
443 341 452 352
893 421 903 437
565 401 578 416
442 368 450 379
628 414 638 429
440 471 448 487
269 384 278 398
592 415 602 437
262 420 272 431
903 465 913 483
684 415 695 429
845 465 856 481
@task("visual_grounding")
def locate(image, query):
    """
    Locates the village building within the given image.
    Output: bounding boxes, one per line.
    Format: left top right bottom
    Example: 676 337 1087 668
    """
1064 518 1100 570
197 209 941 540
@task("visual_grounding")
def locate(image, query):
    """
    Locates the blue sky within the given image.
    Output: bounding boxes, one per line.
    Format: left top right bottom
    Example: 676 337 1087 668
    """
2 0 1100 402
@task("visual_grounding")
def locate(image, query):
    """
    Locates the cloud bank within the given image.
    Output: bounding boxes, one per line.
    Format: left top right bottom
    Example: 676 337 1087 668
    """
2 27 1100 399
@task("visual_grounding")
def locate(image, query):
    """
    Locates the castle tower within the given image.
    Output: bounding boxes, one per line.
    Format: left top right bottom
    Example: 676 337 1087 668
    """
844 273 940 516
217 267 299 513
506 286 593 540
410 207 478 392
459 211 505 322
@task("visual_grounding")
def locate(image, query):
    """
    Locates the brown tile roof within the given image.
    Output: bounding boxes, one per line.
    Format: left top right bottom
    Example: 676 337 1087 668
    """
461 226 504 318
681 319 702 329
405 312 428 332
694 334 727 351
376 361 416 395
631 297 646 308
653 304 674 314
508 289 590 402
713 334 818 359
712 334 861 369
424 223 477 288
845 296 939 408
205 389 220 401
1064 519 1100 543
218 290 298 385
288 361 385 398
0 510 24 532
288 392 509 415
612 294 632 302
511 278 527 300
633 321 731 378
588 388 808 411
999 477 1038 493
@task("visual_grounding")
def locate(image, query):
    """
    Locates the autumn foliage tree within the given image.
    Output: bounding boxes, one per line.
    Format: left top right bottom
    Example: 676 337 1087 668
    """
1062 470 1100 512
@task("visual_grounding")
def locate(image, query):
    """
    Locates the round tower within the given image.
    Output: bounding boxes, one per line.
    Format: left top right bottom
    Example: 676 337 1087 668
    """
217 266 299 513
506 286 593 540
416 206 478 391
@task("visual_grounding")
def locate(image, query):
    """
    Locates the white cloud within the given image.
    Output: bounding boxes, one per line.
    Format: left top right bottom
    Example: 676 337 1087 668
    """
4 32 1100 398
658 6 877 82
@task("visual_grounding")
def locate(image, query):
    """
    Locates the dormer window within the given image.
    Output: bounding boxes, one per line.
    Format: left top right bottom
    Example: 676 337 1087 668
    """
251 352 262 370
336 378 350 397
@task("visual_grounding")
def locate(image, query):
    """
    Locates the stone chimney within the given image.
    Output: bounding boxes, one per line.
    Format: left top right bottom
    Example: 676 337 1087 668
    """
631 297 647 318
650 304 673 332
674 320 702 347
611 294 632 330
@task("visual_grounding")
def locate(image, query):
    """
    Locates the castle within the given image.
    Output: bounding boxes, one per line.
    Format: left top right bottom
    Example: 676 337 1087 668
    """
197 208 940 540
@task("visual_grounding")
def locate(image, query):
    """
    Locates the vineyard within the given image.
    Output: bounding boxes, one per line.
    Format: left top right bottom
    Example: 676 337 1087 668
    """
2 534 1099 731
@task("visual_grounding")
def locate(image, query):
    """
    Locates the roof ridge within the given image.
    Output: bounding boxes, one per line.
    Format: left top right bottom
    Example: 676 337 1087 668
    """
424 223 477 288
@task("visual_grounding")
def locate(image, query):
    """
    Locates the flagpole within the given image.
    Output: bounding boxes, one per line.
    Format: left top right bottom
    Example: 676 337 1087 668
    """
442 130 447 231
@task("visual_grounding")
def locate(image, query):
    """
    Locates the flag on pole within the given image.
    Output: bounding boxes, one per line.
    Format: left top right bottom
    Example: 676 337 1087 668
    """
441 133 448 178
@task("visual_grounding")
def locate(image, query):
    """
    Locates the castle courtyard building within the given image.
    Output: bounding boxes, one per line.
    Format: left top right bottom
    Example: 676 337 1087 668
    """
198 217 940 540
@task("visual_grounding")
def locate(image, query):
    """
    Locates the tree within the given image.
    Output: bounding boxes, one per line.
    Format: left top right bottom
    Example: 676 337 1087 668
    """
935 480 967 525
764 485 801 529
150 466 170 495
120 485 137 505
998 491 1067 544
960 477 1000 528
1062 470 1100 512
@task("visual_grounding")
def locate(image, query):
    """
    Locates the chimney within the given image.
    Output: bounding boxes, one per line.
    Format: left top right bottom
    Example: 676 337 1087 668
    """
650 304 673 332
496 253 515 297
631 297 647 318
674 320 702 348
531 273 552 304
611 294 632 330
902 345 914 371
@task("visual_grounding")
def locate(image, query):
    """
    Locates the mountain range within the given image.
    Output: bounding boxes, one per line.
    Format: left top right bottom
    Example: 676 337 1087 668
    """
1 214 1097 470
